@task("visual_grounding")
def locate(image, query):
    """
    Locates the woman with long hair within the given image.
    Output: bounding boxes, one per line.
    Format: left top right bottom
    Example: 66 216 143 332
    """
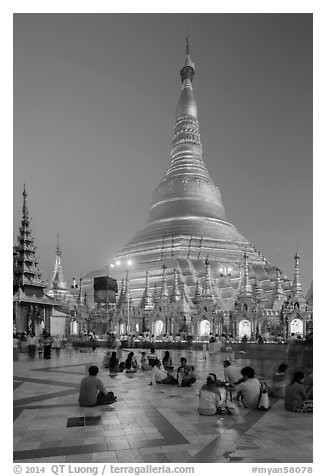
125 352 138 376
198 373 221 415
162 351 174 372
109 351 119 377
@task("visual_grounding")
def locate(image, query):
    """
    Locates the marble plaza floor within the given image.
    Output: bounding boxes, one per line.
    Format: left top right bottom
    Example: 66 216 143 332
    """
13 347 313 463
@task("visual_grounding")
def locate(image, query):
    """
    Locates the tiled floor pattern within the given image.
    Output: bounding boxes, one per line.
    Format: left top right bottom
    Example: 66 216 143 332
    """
13 348 313 463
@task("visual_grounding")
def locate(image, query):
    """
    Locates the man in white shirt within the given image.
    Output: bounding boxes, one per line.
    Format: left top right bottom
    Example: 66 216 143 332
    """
223 360 242 386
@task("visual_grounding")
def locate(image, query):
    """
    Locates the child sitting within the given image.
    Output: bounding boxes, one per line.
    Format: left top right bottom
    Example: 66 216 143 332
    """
140 352 152 371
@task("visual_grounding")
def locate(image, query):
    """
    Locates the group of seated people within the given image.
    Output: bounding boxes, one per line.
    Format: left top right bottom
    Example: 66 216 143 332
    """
198 364 261 416
84 350 313 415
270 363 313 412
102 348 197 386
149 356 197 387
102 346 197 387
198 360 313 416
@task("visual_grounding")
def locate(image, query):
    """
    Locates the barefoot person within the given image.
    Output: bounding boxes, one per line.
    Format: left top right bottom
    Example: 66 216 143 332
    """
79 365 117 407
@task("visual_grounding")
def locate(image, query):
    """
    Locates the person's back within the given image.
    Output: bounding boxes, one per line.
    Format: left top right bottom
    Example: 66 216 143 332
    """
224 364 242 385
109 353 119 373
199 386 220 415
237 378 260 408
79 374 104 407
285 381 308 410
198 375 220 415
236 367 260 409
148 349 157 367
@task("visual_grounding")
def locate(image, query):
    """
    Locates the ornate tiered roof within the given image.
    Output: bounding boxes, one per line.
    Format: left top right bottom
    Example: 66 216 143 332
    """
13 185 46 291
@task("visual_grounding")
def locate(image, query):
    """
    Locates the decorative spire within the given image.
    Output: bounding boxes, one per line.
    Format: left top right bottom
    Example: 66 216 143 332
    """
117 278 125 308
177 280 192 314
193 280 202 305
13 185 46 290
47 232 69 299
139 270 154 310
56 232 61 255
22 183 28 218
274 267 284 300
152 282 160 305
160 262 169 299
291 253 303 298
77 277 83 305
180 33 195 83
171 268 181 302
123 270 132 305
252 276 263 304
239 251 252 297
120 278 125 295
203 258 213 300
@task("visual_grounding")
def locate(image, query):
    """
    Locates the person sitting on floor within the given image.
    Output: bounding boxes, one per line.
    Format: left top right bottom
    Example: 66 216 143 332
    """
235 366 260 408
198 373 221 415
147 347 158 367
177 357 196 387
215 379 240 417
270 363 289 398
162 351 174 372
285 371 313 413
304 372 313 400
149 359 177 385
125 352 138 375
198 374 240 417
140 351 152 371
109 351 119 377
223 359 243 394
102 350 111 369
79 365 117 407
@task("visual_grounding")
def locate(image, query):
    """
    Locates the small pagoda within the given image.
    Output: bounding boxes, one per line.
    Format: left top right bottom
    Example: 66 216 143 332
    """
13 185 53 335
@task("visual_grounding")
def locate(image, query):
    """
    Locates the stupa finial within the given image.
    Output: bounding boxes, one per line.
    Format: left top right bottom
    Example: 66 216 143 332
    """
56 232 61 254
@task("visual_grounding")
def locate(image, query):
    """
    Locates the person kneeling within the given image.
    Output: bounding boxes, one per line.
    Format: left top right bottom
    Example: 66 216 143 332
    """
79 365 117 407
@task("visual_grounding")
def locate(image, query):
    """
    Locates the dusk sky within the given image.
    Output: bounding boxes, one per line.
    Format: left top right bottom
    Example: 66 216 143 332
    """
13 13 312 293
